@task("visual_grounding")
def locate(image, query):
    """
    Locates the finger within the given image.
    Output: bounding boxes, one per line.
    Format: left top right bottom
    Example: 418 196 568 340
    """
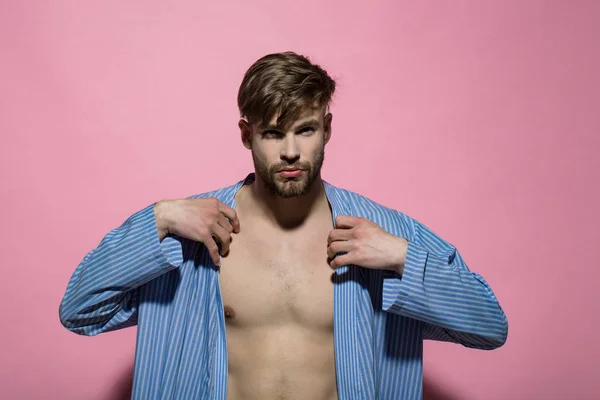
217 202 240 233
211 224 232 255
205 237 221 266
218 214 234 234
335 215 360 229
328 228 353 244
330 253 352 269
327 241 353 259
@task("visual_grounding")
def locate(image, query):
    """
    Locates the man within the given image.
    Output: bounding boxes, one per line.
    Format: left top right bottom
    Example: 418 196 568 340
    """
59 52 508 400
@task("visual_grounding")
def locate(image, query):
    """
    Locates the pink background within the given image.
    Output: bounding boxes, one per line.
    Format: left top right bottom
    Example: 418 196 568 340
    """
1 1 598 399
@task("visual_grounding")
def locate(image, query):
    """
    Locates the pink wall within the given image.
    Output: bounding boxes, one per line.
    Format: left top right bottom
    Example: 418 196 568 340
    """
1 1 598 399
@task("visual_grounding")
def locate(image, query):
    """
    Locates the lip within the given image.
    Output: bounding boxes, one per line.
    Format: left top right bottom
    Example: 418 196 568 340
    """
279 168 302 172
278 168 303 178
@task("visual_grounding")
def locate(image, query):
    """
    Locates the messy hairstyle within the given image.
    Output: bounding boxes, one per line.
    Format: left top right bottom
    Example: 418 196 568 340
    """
237 51 336 128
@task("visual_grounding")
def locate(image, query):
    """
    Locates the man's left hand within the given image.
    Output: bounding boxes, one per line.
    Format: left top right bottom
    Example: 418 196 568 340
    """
327 215 408 275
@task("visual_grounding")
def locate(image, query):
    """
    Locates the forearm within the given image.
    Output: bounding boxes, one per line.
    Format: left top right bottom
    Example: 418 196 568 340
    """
59 203 183 335
383 239 508 350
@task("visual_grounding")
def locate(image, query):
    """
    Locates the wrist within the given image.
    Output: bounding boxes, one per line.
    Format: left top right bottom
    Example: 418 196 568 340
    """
394 238 408 275
154 200 173 241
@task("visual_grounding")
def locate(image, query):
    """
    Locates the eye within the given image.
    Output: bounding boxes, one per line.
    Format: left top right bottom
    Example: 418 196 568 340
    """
298 127 315 135
262 130 282 139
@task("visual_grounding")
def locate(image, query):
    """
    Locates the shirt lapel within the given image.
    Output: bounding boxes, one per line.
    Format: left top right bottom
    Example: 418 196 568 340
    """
323 181 363 399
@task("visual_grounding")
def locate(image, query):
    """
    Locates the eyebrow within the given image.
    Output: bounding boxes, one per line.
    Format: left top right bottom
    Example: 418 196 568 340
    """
260 119 320 131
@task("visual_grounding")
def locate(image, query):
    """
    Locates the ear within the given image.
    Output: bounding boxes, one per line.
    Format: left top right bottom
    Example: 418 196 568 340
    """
323 112 333 144
239 119 253 149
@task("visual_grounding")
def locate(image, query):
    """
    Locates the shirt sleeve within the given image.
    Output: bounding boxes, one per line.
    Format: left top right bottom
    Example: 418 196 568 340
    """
382 216 508 350
59 203 184 336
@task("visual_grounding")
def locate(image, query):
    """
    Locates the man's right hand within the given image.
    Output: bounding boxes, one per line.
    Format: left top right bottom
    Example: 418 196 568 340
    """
154 198 240 266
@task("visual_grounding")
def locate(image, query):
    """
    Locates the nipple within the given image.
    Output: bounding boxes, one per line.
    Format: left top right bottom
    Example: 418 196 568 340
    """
224 305 236 320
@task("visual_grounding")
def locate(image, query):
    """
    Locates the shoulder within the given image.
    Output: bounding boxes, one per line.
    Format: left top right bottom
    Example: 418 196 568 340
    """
329 183 457 257
185 178 246 203
326 183 413 239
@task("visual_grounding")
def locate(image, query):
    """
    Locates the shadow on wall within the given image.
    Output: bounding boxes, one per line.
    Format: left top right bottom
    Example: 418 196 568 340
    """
109 364 134 400
422 375 464 400
107 363 464 400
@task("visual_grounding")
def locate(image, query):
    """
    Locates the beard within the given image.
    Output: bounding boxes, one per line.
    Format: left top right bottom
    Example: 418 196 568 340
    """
252 147 325 198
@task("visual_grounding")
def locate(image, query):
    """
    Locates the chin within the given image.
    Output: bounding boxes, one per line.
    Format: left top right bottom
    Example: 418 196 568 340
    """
274 179 309 198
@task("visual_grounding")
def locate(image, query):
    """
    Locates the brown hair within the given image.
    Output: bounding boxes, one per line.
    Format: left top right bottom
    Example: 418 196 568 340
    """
237 51 336 128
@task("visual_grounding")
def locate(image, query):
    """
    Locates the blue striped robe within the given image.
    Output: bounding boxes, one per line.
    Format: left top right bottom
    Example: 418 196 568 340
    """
59 174 508 399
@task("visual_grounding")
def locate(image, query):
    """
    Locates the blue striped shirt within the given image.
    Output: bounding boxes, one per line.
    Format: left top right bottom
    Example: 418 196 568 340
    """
59 174 508 399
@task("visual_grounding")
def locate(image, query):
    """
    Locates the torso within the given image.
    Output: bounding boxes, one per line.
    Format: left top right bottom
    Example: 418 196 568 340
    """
219 186 338 400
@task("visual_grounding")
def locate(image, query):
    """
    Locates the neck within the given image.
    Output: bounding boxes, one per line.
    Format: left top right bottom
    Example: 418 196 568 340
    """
245 174 329 230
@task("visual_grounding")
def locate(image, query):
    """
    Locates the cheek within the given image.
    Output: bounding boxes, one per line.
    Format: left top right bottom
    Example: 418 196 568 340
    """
302 138 324 159
252 144 277 164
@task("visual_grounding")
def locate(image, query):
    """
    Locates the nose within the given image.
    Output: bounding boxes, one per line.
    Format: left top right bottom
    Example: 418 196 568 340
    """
280 133 300 163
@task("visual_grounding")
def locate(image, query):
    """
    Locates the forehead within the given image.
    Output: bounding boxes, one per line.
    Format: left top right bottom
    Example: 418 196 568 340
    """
258 105 325 130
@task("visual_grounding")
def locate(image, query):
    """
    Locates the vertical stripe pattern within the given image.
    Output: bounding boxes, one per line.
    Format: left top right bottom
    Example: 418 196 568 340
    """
59 174 508 399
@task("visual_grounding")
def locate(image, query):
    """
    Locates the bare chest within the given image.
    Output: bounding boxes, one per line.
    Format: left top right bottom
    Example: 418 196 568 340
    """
218 224 334 330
